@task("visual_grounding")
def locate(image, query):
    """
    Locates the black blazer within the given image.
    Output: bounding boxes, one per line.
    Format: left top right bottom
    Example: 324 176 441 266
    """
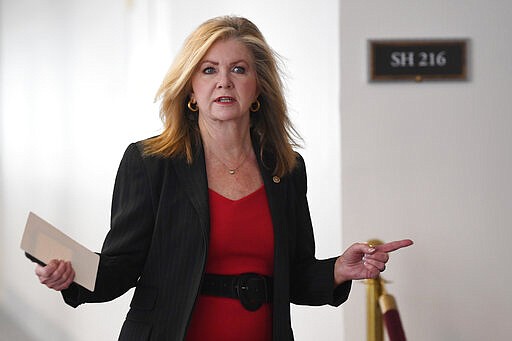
62 137 351 340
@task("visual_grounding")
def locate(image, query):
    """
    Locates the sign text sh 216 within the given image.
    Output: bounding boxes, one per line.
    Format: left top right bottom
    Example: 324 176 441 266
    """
369 39 468 82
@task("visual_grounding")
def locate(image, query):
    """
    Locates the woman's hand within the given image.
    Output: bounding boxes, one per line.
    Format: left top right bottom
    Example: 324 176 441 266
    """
334 239 413 286
35 259 75 291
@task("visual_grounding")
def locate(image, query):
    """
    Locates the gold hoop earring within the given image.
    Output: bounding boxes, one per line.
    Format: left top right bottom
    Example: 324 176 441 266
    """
250 100 261 112
187 99 199 112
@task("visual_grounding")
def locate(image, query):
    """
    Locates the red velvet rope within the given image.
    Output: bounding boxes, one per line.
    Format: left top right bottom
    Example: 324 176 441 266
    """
382 309 406 341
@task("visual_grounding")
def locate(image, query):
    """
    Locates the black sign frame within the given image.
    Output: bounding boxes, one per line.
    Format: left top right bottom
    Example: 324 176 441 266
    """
369 39 468 82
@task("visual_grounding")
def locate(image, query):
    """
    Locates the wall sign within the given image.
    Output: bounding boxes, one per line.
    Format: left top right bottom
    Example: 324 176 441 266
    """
369 39 468 81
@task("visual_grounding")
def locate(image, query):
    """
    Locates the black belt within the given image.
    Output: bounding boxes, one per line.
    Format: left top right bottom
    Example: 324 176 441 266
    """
201 273 273 311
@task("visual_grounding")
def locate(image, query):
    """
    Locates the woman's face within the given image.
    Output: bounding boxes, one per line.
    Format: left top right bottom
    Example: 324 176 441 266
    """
190 38 259 125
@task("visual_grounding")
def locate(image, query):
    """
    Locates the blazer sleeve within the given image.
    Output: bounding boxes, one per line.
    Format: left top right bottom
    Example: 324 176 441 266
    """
289 154 351 307
62 143 155 307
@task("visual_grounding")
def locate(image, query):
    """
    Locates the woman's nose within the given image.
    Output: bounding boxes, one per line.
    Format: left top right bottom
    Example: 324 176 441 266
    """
217 70 233 89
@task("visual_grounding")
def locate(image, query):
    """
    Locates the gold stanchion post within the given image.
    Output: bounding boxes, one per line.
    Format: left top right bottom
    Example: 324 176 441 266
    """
365 239 384 341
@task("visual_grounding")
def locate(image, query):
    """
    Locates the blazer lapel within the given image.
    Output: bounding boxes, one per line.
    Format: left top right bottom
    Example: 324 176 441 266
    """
259 160 287 231
251 133 287 228
173 144 210 233
254 141 289 262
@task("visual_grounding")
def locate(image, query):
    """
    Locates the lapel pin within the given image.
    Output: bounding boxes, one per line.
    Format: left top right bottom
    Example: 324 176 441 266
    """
272 176 281 184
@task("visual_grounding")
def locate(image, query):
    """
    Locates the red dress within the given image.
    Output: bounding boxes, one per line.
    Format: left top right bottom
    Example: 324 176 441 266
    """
186 186 274 341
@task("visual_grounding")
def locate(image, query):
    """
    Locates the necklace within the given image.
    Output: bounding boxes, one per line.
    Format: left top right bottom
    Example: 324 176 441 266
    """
209 147 250 175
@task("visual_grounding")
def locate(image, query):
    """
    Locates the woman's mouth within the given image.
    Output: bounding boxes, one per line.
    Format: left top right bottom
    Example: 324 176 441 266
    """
215 96 236 103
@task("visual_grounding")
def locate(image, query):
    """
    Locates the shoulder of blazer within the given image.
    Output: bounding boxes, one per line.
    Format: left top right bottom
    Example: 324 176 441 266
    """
125 140 204 185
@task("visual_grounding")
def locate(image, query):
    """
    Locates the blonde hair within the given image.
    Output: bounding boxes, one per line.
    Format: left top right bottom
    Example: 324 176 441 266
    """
144 16 300 176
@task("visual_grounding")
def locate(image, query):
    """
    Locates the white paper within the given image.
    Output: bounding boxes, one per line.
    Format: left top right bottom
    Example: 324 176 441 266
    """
20 212 99 291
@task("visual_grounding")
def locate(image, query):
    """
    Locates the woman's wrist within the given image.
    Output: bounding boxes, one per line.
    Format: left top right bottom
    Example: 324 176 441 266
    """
334 256 348 286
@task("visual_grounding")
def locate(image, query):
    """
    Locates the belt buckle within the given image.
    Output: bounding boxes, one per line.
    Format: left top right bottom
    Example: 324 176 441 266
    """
236 273 266 312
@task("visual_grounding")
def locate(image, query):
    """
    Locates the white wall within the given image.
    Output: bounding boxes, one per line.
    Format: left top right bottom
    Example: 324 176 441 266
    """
0 0 343 340
0 1 165 340
341 1 512 340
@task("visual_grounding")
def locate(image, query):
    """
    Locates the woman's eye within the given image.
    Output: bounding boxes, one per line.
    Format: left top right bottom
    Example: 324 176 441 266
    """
232 66 246 74
203 67 216 74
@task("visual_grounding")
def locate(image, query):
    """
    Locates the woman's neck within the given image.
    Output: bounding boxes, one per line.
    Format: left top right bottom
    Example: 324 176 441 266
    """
198 117 252 159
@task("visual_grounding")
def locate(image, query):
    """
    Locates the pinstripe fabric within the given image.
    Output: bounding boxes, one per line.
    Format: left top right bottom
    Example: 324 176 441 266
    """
62 135 351 340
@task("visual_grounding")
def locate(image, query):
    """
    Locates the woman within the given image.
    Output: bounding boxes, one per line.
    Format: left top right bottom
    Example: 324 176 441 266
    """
35 16 413 340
